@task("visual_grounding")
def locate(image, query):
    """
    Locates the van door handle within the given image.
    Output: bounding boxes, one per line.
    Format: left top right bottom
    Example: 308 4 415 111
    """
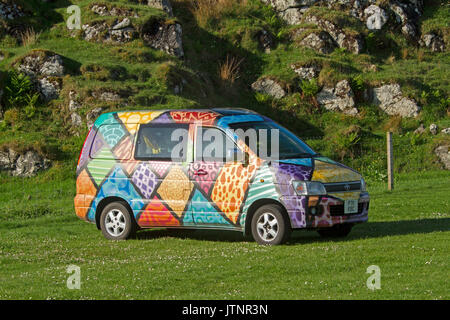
194 169 208 176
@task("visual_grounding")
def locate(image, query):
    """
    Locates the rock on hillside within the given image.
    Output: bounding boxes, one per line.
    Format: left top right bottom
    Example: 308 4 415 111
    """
263 0 424 39
81 2 184 58
435 145 450 170
140 19 184 58
369 84 421 118
147 0 174 17
0 148 51 177
15 50 65 101
251 77 287 99
317 80 358 116
0 1 25 20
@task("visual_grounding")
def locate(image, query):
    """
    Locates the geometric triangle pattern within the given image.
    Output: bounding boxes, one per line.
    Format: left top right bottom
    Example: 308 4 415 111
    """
157 165 193 219
138 196 180 227
132 163 158 199
74 169 97 219
97 116 126 149
117 111 164 135
187 189 231 225
240 164 278 225
87 147 116 187
86 166 145 221
149 161 171 178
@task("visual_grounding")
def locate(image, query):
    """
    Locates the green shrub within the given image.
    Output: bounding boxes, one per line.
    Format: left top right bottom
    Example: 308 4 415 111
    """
299 78 319 97
4 71 35 108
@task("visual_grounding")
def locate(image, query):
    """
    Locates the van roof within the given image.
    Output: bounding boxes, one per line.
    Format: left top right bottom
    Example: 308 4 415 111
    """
94 108 265 126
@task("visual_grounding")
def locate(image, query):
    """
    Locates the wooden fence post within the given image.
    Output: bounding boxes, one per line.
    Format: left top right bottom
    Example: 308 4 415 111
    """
387 131 394 190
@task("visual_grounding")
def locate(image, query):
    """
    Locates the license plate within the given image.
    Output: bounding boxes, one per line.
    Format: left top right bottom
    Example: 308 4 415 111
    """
344 200 358 214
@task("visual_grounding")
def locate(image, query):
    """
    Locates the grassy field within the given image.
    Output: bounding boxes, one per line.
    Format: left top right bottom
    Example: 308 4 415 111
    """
0 170 448 300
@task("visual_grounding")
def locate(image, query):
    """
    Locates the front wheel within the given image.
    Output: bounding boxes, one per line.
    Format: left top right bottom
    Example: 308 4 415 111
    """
251 204 291 245
317 223 353 238
100 202 136 240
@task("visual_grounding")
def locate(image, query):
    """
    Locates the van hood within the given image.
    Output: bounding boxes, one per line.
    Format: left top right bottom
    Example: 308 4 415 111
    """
272 156 361 183
270 156 362 200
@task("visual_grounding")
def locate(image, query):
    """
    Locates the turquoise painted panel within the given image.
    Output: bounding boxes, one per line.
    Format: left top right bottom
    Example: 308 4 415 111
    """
187 189 231 225
87 166 145 221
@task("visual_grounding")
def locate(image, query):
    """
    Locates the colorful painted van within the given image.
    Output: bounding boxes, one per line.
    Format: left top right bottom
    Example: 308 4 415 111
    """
75 109 369 245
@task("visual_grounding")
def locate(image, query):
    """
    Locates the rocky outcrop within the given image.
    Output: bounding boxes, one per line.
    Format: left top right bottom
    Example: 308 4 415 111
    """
299 31 336 54
147 0 174 17
261 0 318 25
303 14 364 54
82 19 137 43
317 80 358 115
68 90 82 127
291 62 321 80
251 77 287 99
18 53 64 78
369 84 421 118
256 29 274 53
364 5 388 30
91 4 139 17
0 149 51 177
262 1 423 39
435 145 450 170
419 33 445 52
429 123 438 135
140 20 184 58
15 50 65 102
0 1 25 20
92 90 122 102
38 77 62 101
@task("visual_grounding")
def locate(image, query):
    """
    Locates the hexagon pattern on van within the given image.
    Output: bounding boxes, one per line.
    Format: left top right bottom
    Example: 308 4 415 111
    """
75 110 367 231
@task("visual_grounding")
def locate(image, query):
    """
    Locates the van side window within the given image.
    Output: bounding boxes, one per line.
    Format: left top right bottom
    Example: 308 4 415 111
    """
90 126 121 159
195 127 242 162
135 123 189 161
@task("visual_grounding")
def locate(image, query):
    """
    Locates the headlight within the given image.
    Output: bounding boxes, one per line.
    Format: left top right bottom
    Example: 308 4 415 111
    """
361 178 367 192
292 181 326 196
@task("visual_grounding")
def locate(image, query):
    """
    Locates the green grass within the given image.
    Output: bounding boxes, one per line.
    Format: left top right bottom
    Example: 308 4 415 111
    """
0 170 448 299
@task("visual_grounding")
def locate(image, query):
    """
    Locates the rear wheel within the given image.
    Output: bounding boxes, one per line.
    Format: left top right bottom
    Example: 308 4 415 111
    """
251 204 291 245
100 202 136 240
317 224 353 238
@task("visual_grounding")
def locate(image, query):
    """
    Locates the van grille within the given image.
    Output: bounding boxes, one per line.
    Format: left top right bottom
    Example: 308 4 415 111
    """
324 181 361 193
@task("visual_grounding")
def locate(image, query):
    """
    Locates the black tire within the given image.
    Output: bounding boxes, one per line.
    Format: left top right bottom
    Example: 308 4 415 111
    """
317 224 353 238
100 202 136 240
251 204 291 245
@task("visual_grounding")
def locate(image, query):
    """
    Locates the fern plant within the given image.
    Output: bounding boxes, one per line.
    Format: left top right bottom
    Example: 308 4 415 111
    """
4 71 35 108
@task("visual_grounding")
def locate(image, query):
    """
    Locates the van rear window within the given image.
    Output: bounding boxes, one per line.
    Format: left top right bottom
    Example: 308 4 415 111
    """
135 123 189 161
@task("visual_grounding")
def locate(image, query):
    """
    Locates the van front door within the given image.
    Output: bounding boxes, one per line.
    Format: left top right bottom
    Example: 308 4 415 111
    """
188 126 246 228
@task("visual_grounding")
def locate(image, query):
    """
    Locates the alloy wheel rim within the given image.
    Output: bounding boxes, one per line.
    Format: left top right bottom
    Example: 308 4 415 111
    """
105 209 126 237
256 212 279 241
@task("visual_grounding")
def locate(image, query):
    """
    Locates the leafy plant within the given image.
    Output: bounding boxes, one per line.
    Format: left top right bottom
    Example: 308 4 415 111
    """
4 71 35 108
24 94 40 118
299 78 319 97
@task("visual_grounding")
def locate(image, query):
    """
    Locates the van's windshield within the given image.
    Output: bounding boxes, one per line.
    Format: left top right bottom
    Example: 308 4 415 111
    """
228 121 317 160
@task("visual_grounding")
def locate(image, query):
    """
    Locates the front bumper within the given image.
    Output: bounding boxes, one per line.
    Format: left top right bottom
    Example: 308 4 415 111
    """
283 192 370 229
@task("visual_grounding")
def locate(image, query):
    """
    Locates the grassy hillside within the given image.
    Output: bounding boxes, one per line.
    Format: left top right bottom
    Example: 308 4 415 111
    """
0 0 449 180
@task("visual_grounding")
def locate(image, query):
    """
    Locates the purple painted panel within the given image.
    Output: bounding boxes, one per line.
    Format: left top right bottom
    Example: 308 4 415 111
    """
132 163 158 199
